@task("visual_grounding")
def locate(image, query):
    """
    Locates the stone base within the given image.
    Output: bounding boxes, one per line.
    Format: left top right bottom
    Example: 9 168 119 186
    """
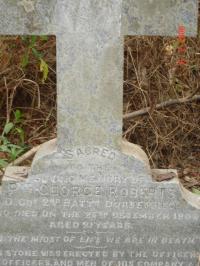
30 139 200 209
0 147 199 264
31 138 151 174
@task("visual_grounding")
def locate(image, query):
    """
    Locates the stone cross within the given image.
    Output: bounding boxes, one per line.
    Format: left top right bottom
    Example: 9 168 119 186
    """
0 1 199 266
0 0 198 151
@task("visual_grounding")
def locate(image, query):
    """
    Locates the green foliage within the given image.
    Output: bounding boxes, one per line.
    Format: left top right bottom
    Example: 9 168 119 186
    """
32 47 42 59
0 110 27 168
40 58 49 83
13 110 25 144
40 36 48 41
0 159 8 169
21 51 29 68
2 122 14 136
14 109 22 122
0 137 26 162
20 36 49 83
192 188 200 195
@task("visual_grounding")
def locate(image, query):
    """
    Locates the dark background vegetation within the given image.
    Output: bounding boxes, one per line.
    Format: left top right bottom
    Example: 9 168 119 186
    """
123 35 200 192
0 36 56 167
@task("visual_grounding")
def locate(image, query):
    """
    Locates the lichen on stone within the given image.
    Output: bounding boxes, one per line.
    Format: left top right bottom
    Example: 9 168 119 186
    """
18 0 35 13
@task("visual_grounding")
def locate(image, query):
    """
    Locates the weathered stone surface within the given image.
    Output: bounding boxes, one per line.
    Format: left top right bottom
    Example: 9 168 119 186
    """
0 0 123 150
2 166 29 183
0 0 199 265
0 149 200 265
122 0 198 36
0 0 198 150
0 0 56 34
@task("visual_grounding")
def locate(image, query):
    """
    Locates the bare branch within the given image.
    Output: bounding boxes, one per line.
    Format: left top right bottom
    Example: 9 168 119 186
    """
123 95 200 120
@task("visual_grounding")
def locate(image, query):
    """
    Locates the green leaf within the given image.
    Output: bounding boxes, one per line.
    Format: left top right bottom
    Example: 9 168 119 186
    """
40 58 49 83
15 127 25 144
29 35 37 48
3 122 14 135
14 109 22 123
9 145 26 161
0 159 8 169
192 188 200 195
9 147 18 161
40 36 48 41
32 47 42 59
7 143 24 150
172 40 179 50
21 52 29 68
21 36 28 43
0 145 11 153
0 136 9 145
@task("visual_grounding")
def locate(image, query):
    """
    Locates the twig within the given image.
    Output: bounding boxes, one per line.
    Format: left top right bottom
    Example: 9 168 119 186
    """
3 77 23 123
22 79 41 108
9 144 41 166
123 95 200 120
4 77 9 123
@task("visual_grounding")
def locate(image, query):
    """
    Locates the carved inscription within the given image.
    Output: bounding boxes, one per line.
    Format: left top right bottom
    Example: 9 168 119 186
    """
0 147 199 266
0 163 199 266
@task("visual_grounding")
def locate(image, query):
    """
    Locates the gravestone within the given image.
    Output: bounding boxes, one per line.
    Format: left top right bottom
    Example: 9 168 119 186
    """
0 1 200 266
